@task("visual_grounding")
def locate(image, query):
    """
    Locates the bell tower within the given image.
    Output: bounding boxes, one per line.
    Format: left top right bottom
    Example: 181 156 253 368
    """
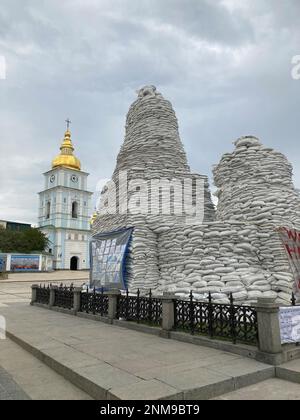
38 123 93 270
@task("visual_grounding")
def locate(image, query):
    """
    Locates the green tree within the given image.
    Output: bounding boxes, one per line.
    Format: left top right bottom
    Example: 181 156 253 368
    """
0 227 49 253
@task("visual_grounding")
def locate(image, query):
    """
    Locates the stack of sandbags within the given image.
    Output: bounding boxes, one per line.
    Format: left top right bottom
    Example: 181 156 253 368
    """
93 86 217 292
114 86 190 174
96 86 216 226
156 221 293 304
213 136 300 228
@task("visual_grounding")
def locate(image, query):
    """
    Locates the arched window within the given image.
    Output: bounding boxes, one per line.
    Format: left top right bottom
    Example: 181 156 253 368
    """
72 201 78 219
46 202 51 219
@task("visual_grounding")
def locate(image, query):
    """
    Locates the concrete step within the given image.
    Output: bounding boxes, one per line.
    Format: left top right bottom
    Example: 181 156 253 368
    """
276 360 300 385
2 304 276 400
7 328 275 400
212 378 300 400
0 366 30 400
0 338 92 400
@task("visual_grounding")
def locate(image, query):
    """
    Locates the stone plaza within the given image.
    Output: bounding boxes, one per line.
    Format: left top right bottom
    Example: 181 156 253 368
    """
0 273 300 400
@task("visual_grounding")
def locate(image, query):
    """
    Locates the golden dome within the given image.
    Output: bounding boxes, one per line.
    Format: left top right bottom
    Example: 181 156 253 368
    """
90 211 98 225
52 129 81 171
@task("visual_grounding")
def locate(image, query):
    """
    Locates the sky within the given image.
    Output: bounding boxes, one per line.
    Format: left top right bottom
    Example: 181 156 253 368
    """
0 0 299 224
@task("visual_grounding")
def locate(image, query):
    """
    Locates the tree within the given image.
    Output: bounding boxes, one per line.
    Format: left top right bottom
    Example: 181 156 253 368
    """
0 227 49 253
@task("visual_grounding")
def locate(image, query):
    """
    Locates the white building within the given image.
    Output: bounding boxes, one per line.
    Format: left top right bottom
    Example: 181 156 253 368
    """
38 127 93 270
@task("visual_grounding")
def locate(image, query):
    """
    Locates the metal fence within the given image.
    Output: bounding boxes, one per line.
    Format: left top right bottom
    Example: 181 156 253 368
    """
174 292 258 345
54 284 74 310
117 289 163 327
36 284 50 305
80 287 109 316
291 293 299 306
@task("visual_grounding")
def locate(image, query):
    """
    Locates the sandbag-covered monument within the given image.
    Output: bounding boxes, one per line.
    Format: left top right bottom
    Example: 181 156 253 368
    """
92 85 300 304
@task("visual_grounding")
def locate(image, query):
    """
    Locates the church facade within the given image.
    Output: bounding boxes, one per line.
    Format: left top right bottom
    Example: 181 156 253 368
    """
38 127 93 270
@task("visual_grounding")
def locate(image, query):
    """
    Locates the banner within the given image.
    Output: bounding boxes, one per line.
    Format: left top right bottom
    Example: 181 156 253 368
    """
0 255 6 272
90 228 133 290
279 306 300 344
278 227 300 295
10 255 40 272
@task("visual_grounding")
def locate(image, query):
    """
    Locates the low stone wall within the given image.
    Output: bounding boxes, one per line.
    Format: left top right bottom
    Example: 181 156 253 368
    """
155 221 293 304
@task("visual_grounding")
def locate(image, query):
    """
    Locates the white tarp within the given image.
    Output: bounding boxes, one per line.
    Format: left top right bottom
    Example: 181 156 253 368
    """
279 306 300 344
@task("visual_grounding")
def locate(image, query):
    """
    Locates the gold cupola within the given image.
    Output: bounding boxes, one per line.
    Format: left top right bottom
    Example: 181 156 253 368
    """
90 211 98 226
52 129 81 171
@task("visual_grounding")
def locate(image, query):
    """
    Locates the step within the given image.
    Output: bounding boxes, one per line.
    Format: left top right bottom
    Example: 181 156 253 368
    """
0 366 30 400
0 338 92 400
276 360 300 385
2 304 275 400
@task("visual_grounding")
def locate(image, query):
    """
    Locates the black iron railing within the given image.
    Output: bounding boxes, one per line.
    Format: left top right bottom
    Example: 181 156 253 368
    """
36 284 50 305
291 293 298 306
80 287 109 316
117 289 162 327
54 284 74 310
174 292 258 345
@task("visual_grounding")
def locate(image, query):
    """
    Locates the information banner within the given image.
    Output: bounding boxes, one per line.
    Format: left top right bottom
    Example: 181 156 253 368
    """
278 227 300 295
0 255 6 272
90 228 133 290
279 306 300 344
10 255 40 272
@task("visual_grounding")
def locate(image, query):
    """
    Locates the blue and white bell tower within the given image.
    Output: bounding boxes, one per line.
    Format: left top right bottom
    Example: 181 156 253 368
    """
38 124 93 270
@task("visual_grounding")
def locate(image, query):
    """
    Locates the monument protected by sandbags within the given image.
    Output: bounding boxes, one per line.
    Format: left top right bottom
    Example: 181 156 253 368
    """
93 86 215 291
214 135 300 228
93 86 300 303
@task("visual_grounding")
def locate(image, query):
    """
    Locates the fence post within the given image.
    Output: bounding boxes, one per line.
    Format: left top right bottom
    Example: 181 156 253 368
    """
208 292 214 338
256 297 282 362
49 285 57 308
106 289 121 322
229 293 237 344
73 287 82 314
31 284 39 305
161 292 176 336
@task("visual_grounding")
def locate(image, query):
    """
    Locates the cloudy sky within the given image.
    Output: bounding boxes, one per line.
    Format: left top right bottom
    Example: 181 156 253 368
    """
0 0 299 224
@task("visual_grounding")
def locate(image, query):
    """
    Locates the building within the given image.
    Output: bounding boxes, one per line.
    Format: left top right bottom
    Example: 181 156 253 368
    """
0 220 31 231
38 126 93 270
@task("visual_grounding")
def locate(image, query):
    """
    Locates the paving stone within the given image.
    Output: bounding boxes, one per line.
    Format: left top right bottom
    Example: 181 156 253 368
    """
108 379 182 401
213 378 300 400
